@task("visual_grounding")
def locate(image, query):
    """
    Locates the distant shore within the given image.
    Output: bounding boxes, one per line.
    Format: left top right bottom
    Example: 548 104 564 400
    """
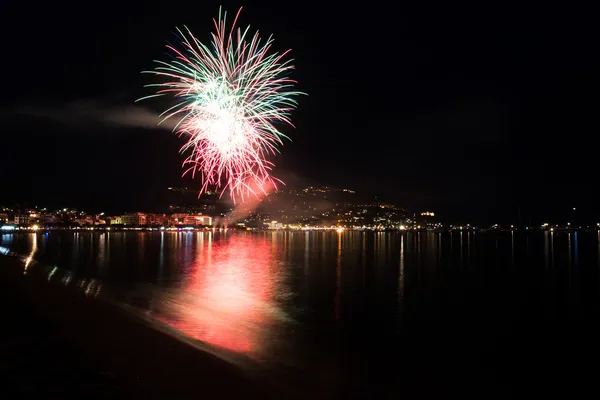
3 225 600 234
0 253 271 399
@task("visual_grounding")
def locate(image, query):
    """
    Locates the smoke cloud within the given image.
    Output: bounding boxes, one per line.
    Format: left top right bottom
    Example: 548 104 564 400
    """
214 180 279 227
6 97 177 132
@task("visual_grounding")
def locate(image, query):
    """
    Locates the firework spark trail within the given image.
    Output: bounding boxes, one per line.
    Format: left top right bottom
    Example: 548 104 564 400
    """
137 7 303 203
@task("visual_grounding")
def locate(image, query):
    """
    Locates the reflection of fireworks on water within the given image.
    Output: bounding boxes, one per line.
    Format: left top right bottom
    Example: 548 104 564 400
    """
138 7 304 203
154 234 290 355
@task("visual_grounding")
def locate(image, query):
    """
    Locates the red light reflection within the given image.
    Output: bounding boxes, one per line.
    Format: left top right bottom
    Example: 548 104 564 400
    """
158 233 275 354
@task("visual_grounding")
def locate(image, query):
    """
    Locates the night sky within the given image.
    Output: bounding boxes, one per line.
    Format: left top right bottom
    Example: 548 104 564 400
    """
1 3 596 225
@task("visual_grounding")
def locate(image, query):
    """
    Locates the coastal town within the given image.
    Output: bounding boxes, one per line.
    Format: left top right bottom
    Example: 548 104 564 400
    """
2 186 596 233
0 185 439 231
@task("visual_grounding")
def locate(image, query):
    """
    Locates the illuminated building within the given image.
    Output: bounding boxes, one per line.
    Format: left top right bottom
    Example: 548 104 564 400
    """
146 213 169 226
122 213 147 226
185 215 212 226
171 213 212 226
267 220 283 230
14 214 29 225
41 214 58 224
74 215 95 226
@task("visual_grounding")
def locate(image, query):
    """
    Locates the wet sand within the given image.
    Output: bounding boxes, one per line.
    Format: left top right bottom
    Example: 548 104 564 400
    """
0 255 270 399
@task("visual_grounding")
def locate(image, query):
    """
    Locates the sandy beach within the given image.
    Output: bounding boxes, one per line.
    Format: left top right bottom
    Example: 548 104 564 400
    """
0 254 271 399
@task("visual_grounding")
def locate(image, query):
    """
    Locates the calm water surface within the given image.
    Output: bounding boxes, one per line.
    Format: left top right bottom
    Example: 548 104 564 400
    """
2 230 600 398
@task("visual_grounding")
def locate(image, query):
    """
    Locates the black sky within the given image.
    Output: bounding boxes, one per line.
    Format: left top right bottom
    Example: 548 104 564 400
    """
0 2 596 225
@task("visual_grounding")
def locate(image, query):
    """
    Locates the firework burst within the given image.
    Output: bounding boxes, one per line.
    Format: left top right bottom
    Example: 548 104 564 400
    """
138 7 303 202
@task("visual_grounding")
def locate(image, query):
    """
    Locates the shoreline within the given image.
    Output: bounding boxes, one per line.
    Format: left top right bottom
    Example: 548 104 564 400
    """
4 226 598 234
0 253 273 399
